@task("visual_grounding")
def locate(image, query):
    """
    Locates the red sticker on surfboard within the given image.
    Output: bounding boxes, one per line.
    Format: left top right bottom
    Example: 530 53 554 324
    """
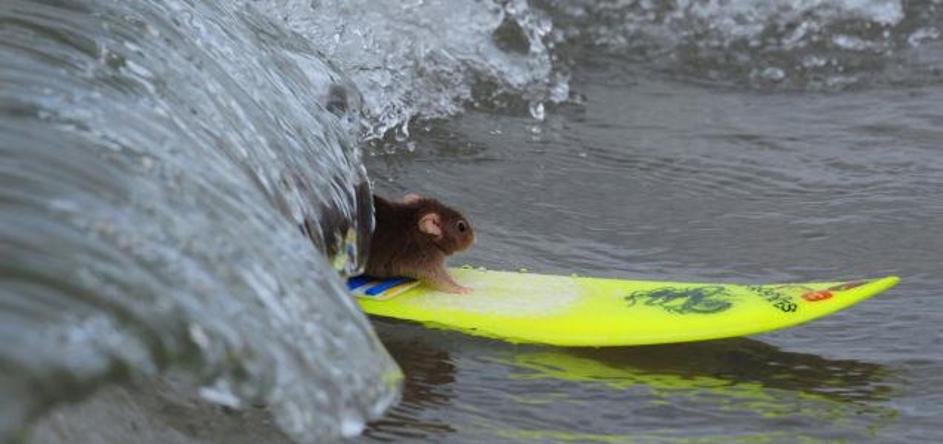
801 280 868 302
801 291 832 302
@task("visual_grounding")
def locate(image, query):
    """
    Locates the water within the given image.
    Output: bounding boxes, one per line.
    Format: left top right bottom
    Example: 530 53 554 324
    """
0 1 393 442
362 76 943 442
3 0 943 443
361 1 943 442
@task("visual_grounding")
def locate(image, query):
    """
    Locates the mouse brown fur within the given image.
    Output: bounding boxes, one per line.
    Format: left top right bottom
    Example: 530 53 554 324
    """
365 194 475 293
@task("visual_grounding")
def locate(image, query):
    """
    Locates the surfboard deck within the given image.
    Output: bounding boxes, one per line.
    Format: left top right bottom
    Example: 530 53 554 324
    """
350 268 899 346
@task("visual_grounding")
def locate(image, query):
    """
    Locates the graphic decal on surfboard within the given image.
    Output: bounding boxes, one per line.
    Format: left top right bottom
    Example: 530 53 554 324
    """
348 276 419 300
747 285 800 313
623 287 734 314
798 281 868 302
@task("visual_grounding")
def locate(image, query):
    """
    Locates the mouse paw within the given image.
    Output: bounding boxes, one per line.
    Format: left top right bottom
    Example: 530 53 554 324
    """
451 286 472 295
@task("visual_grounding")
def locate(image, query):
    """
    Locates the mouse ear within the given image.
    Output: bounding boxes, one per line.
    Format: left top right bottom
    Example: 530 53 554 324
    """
418 213 442 237
402 193 421 204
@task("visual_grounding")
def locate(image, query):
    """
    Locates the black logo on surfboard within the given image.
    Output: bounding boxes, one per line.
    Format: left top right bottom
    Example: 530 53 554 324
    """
624 286 733 314
747 285 799 313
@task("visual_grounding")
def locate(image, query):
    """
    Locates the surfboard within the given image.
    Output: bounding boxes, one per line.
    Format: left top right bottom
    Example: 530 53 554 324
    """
349 268 899 346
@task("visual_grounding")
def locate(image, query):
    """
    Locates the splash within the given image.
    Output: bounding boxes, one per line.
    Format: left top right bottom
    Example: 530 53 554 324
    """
1 0 396 441
266 0 569 139
543 0 943 89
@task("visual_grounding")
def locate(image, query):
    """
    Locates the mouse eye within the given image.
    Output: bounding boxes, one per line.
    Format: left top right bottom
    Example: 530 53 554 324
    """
457 221 467 232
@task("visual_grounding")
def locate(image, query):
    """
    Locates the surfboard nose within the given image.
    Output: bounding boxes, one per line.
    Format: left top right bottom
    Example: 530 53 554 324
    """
849 276 900 296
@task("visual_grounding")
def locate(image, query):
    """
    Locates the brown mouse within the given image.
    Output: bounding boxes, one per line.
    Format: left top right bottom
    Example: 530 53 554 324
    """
365 193 475 294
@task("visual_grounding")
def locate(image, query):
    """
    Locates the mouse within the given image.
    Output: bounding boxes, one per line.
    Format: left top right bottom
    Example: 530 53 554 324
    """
365 193 475 294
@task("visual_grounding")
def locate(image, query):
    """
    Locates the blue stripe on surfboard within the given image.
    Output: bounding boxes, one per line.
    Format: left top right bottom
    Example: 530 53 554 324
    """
347 275 372 290
365 278 413 296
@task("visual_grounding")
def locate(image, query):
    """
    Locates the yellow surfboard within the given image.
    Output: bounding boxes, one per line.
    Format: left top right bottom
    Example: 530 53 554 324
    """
350 268 899 346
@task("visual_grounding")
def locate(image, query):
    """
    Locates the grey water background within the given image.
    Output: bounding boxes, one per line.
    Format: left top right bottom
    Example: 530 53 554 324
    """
2 0 942 443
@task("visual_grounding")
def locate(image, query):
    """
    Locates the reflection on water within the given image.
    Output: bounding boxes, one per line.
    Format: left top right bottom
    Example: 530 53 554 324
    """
364 332 458 441
549 339 895 404
364 320 896 442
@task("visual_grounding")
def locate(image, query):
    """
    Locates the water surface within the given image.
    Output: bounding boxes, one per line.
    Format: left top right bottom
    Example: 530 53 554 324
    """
361 5 943 440
4 0 942 442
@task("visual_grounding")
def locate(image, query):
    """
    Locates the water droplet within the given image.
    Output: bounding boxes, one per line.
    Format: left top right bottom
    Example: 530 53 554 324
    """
340 411 365 437
189 323 210 349
528 101 545 121
394 122 410 142
199 380 242 408
758 67 785 82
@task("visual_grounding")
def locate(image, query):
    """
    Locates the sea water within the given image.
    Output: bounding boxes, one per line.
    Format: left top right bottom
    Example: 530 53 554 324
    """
3 0 943 443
